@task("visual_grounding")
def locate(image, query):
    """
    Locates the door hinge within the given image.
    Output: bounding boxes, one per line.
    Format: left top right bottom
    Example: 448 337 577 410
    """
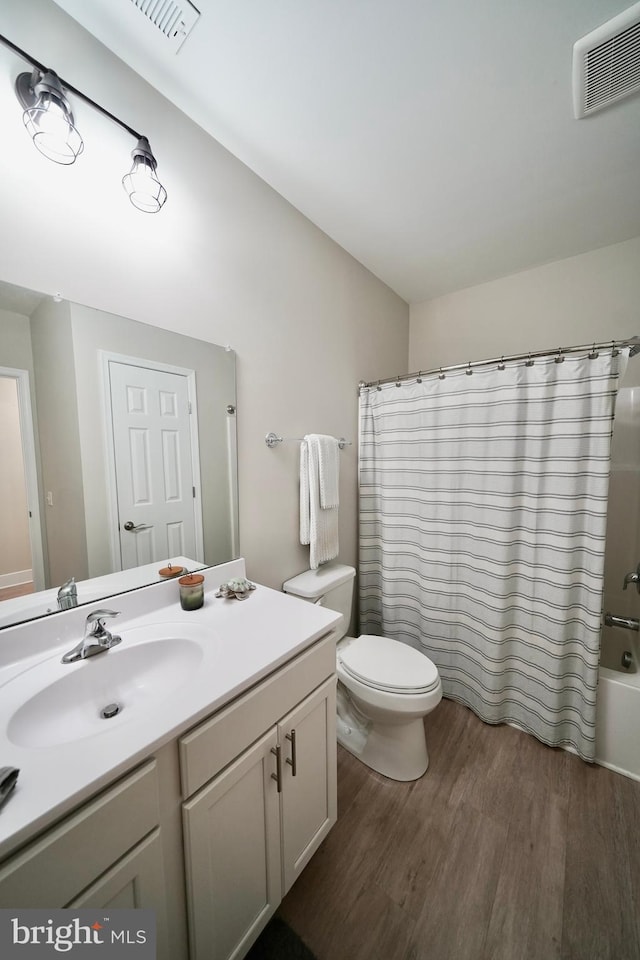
188 400 192 414
193 486 196 498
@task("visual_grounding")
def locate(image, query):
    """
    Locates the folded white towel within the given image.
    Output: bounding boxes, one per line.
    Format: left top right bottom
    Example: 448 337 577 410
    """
299 440 311 547
300 436 339 569
310 434 340 509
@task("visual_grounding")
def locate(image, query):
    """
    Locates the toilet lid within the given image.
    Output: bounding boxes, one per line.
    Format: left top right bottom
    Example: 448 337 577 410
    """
338 635 440 694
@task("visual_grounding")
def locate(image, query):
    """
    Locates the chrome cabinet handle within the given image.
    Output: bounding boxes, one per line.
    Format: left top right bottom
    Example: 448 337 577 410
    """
270 745 282 793
285 729 297 777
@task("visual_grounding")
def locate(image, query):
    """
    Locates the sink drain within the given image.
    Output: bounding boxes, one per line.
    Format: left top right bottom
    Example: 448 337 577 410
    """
100 702 122 719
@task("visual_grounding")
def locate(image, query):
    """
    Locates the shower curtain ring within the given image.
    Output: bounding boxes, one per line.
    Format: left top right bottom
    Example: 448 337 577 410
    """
611 340 620 357
465 362 473 376
416 371 422 383
376 380 382 391
588 343 599 359
554 348 565 364
498 356 505 371
395 376 402 387
438 367 445 380
525 353 534 367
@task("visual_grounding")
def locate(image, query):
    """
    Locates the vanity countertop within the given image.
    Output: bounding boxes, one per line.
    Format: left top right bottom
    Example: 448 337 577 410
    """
0 560 341 860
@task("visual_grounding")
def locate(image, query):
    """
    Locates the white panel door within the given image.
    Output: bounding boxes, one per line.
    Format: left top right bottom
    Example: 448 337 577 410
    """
108 361 199 569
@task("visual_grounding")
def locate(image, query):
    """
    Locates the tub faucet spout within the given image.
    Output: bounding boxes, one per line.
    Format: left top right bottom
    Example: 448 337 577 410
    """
604 612 640 631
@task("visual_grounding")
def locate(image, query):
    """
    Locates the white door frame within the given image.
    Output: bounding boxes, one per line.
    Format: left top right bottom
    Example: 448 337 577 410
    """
0 366 46 591
100 351 204 572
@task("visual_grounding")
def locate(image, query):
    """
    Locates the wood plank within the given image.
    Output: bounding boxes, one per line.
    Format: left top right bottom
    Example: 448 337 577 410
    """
482 790 567 960
562 759 639 960
407 801 509 960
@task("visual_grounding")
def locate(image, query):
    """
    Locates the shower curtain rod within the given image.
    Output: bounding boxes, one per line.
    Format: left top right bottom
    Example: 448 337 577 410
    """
359 335 640 390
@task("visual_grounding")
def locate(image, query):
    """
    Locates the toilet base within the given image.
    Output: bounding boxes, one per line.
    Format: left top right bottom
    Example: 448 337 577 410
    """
338 716 429 781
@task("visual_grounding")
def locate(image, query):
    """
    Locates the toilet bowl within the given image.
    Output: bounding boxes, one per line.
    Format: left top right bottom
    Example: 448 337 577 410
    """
282 565 442 781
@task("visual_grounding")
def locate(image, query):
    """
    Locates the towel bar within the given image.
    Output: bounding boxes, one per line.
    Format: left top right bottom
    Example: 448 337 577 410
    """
265 432 351 449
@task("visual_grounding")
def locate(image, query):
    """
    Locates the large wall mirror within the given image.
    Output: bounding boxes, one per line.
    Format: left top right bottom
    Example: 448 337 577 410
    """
0 280 238 629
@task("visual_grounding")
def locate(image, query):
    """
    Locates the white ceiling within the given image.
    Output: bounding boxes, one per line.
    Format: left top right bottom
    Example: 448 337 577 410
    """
51 0 640 303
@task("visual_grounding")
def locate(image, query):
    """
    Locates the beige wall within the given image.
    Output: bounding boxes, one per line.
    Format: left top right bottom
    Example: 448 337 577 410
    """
0 310 43 583
29 298 88 587
409 236 640 371
0 377 30 578
0 0 409 590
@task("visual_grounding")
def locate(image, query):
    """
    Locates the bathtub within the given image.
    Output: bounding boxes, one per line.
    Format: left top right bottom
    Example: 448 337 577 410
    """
595 627 640 781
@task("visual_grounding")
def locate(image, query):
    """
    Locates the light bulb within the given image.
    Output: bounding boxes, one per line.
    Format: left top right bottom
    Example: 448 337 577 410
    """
17 71 83 165
122 137 167 214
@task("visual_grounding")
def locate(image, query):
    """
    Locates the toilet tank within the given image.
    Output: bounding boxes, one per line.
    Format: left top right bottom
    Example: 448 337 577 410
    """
283 564 355 640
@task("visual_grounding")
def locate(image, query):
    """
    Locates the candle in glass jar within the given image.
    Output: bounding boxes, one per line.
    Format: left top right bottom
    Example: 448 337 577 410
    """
178 574 205 611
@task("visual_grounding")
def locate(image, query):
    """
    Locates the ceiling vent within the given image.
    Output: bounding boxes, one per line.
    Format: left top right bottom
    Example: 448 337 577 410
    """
129 0 200 52
573 1 640 117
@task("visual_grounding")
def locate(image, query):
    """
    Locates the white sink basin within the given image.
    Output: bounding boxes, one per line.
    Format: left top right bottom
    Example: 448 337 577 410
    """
4 626 209 749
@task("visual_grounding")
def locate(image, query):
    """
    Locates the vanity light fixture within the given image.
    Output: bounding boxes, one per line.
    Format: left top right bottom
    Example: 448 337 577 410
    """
16 69 84 165
1 34 167 213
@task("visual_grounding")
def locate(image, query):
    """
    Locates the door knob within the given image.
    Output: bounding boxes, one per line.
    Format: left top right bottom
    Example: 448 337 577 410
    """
123 520 149 532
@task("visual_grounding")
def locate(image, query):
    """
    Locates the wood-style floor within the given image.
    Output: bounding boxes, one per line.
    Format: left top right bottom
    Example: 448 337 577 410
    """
0 582 33 601
279 697 640 960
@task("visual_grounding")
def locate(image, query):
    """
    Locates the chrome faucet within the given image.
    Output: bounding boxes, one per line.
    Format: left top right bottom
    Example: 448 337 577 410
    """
57 577 77 610
61 609 122 664
623 563 640 593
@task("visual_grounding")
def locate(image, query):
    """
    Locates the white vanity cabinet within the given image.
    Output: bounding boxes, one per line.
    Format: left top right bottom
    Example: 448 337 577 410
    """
180 634 337 960
0 602 338 960
0 760 169 919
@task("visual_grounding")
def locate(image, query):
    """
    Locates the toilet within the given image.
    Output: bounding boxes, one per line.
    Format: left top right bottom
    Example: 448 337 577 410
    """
283 563 442 781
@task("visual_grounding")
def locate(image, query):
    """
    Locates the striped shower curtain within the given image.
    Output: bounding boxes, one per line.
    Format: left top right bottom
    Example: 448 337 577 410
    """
359 349 628 760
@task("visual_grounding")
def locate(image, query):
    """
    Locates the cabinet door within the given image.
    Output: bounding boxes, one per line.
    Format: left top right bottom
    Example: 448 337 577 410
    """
279 677 337 894
67 828 170 958
183 728 281 960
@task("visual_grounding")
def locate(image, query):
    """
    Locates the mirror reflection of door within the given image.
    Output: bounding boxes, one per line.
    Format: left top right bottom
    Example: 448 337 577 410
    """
0 368 45 597
106 358 204 571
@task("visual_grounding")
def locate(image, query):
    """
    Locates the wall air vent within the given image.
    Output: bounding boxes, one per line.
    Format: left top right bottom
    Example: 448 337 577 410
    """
573 2 640 117
129 0 200 52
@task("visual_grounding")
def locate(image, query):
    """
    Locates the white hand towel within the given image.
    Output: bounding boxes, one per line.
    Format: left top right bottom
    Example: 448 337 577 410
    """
300 436 339 569
299 439 311 546
309 434 340 509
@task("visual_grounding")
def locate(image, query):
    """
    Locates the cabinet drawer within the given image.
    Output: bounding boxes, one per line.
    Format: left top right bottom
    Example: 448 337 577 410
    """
180 633 336 798
0 760 160 907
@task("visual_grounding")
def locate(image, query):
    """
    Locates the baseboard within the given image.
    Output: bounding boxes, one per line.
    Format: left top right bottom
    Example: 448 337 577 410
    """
0 569 32 589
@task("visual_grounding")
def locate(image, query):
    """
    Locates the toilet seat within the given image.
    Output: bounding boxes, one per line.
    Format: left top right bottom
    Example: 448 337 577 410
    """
338 635 440 695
